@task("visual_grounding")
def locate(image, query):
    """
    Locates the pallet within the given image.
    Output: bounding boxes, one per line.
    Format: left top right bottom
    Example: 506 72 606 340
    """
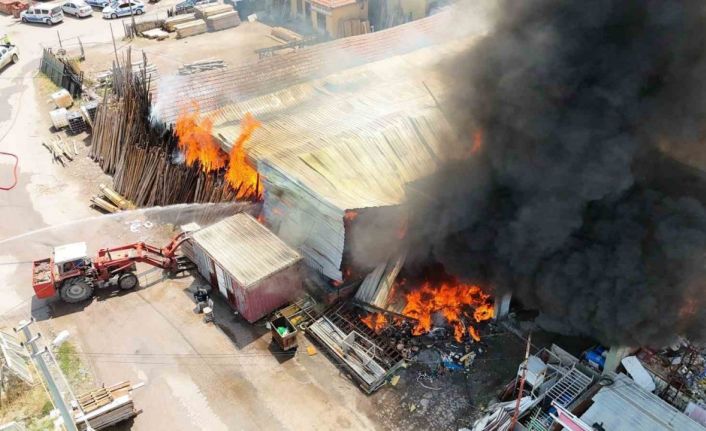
175 19 207 39
205 11 240 32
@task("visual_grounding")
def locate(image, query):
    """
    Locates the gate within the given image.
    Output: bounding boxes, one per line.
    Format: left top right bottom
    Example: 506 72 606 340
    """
39 48 83 98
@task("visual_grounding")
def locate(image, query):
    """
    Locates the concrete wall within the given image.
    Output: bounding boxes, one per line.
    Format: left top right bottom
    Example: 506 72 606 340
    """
296 0 368 38
327 2 368 38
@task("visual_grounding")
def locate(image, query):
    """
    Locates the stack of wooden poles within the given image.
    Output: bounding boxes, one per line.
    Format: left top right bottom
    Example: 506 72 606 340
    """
89 48 243 207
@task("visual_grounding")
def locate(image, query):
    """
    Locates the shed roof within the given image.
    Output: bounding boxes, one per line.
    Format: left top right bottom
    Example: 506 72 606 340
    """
192 213 301 287
580 373 704 431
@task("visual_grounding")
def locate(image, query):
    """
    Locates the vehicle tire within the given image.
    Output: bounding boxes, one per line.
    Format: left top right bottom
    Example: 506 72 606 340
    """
118 272 139 290
111 13 117 18
136 9 143 15
21 17 27 23
60 278 94 303
44 18 52 26
11 54 18 64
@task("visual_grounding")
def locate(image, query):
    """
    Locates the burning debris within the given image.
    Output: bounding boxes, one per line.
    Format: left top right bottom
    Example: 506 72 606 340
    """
404 0 706 347
358 266 495 345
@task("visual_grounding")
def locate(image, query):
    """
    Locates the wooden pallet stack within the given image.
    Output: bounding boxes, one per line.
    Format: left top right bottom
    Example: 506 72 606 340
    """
164 13 196 32
175 19 208 39
74 381 137 430
206 11 240 32
194 3 233 19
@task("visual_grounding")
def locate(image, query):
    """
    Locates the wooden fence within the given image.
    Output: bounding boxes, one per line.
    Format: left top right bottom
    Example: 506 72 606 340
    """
39 48 83 98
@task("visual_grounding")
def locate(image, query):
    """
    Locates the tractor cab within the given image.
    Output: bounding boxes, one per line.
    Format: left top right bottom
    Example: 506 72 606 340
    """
53 242 91 278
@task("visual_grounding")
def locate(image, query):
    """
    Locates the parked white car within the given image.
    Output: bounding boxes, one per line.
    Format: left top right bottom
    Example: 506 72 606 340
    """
102 1 144 19
62 0 93 17
20 3 64 25
0 44 19 72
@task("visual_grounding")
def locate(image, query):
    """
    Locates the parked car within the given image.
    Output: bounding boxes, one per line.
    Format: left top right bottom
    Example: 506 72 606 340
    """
84 0 110 8
20 3 64 25
102 1 144 18
62 0 92 17
174 0 216 14
0 44 19 71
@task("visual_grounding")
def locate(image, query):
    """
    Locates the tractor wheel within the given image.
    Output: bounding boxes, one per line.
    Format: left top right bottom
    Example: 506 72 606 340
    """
118 273 139 290
60 279 93 303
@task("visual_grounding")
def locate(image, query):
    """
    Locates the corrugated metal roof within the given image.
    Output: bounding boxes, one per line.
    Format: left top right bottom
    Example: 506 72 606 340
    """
152 8 479 124
192 213 302 288
580 373 705 431
208 39 470 211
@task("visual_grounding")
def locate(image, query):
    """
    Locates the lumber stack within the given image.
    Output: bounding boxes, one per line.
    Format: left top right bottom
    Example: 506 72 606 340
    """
175 20 207 39
164 13 195 32
89 48 247 208
206 11 240 32
271 26 302 42
74 381 137 430
194 3 233 19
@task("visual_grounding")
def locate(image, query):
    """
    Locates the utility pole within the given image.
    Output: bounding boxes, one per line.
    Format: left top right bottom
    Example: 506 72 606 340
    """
15 319 79 431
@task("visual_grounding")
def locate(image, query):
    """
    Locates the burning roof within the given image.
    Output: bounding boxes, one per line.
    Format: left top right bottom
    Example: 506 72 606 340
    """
151 9 481 125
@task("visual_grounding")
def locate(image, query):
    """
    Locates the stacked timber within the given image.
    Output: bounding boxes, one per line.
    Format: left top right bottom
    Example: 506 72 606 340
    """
164 13 195 32
89 48 244 207
175 20 208 39
194 3 233 19
271 27 302 42
74 381 137 430
206 11 240 32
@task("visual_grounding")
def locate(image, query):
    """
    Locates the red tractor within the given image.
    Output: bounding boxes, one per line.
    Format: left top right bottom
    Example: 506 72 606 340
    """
32 232 193 303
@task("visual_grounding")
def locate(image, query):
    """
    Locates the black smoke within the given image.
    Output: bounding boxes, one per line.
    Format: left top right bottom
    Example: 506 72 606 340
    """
406 0 706 347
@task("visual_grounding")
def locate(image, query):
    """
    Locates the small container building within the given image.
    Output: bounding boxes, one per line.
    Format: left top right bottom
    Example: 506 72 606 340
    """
190 213 303 322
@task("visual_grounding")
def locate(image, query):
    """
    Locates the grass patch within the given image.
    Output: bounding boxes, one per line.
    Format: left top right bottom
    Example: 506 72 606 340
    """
0 367 53 427
35 74 61 95
56 342 84 388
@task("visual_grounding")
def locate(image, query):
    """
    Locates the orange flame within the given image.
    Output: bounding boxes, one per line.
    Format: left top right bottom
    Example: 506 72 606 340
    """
402 280 494 342
225 113 262 200
361 313 388 332
344 210 359 221
468 326 480 342
175 103 227 172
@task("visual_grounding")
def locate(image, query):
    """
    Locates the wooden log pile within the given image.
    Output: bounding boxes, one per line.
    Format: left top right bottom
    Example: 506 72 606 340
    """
89 48 244 208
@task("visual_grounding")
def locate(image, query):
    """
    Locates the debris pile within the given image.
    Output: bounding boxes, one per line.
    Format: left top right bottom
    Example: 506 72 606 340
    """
636 339 706 410
178 59 226 75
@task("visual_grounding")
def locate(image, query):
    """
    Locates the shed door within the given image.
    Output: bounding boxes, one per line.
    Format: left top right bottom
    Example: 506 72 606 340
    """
214 264 228 298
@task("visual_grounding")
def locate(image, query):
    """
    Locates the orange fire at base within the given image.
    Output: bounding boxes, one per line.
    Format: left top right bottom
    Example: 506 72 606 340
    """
361 313 389 332
175 103 227 172
225 113 262 200
402 280 494 342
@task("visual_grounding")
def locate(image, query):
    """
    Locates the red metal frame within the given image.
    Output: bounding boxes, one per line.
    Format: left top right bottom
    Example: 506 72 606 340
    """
32 232 191 299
